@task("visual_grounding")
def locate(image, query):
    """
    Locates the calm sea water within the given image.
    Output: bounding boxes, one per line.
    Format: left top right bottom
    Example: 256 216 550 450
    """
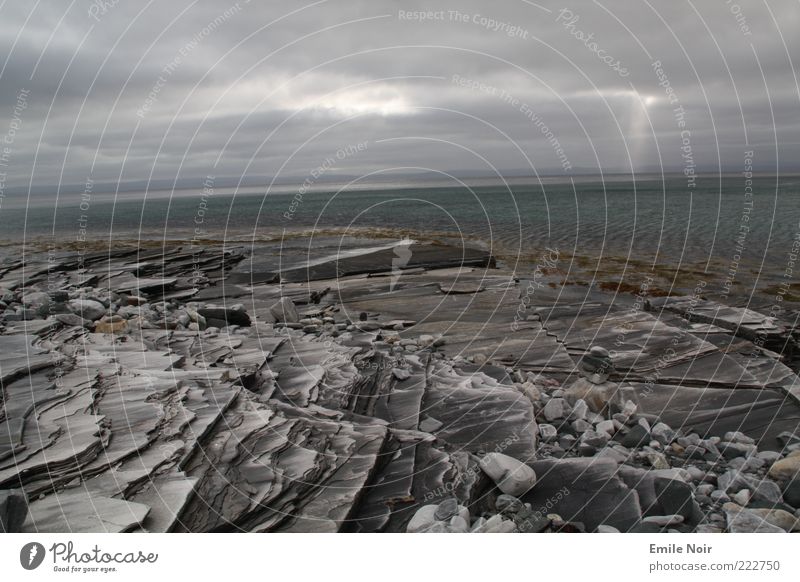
2 175 798 304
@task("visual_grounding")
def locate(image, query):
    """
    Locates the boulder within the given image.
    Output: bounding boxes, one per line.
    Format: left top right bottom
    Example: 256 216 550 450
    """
68 299 107 321
654 477 696 522
479 453 537 497
526 457 642 532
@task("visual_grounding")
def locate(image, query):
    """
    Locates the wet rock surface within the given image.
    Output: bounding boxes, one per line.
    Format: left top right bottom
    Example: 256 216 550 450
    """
0 240 799 532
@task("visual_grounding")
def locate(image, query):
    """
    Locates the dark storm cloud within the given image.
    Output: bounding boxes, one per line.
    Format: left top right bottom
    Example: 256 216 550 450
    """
0 0 798 191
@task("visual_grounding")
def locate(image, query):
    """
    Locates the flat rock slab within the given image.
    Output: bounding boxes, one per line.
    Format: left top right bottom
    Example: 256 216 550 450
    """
22 491 150 533
279 244 493 283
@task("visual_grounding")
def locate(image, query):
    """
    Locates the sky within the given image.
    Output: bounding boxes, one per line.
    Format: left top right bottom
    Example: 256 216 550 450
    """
0 0 798 191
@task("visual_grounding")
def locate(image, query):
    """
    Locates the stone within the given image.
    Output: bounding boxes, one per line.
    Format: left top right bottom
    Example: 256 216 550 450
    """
718 441 756 459
526 457 642 532
642 514 684 526
719 469 783 504
724 431 755 445
582 430 611 449
783 480 800 508
448 515 469 532
711 490 730 503
647 453 670 470
543 398 568 421
495 494 524 514
570 399 589 421
768 455 800 483
479 453 537 497
22 291 51 313
654 477 696 521
745 508 799 532
651 422 676 446
392 368 411 381
596 524 620 533
68 299 107 321
571 419 593 434
197 308 252 327
434 498 459 521
622 424 650 448
686 466 706 483
94 315 128 334
418 417 443 433
579 346 614 384
406 505 439 533
723 503 785 533
596 420 615 436
55 313 91 327
0 489 28 533
696 484 715 497
538 424 557 442
732 489 751 506
268 298 298 323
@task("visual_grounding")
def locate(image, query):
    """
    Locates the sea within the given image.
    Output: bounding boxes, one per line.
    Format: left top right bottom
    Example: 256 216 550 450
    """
1 174 798 308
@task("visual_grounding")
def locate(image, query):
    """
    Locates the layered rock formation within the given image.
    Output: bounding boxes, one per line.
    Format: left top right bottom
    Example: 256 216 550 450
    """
0 240 798 533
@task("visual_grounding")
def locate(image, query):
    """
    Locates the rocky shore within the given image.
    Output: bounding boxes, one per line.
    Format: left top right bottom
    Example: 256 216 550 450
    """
1 240 799 533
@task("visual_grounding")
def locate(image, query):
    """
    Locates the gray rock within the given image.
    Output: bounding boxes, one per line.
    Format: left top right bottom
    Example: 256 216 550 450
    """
622 424 650 448
724 431 755 445
582 430 611 449
710 490 730 503
0 489 28 533
526 457 642 532
651 422 676 445
543 398 568 421
479 453 537 497
723 503 785 533
55 313 91 327
406 505 439 533
654 477 696 521
570 399 589 421
269 297 299 323
68 299 107 321
434 498 459 521
539 424 557 442
571 419 593 434
596 419 615 436
392 368 411 381
495 494 524 514
718 441 756 459
642 514 684 526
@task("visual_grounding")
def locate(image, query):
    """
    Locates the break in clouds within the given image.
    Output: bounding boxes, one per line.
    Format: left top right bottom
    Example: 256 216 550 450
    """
0 0 798 190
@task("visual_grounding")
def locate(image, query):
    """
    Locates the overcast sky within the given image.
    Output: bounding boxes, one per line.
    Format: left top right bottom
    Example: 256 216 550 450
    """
1 0 798 190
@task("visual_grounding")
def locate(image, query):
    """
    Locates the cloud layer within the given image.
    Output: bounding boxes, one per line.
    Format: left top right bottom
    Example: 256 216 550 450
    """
1 0 798 190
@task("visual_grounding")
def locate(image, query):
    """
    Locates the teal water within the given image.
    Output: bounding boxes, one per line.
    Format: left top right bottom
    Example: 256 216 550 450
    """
2 175 799 302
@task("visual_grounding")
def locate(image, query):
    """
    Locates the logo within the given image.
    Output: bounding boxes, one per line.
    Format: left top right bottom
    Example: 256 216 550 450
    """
20 542 46 570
